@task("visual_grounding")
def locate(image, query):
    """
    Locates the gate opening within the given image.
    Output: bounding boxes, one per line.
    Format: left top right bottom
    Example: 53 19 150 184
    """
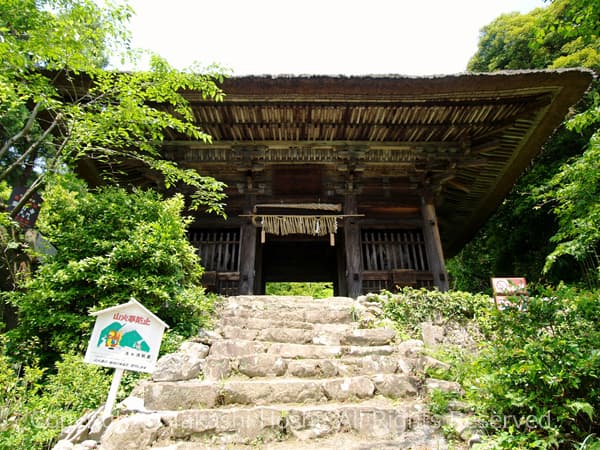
258 237 341 296
265 282 334 298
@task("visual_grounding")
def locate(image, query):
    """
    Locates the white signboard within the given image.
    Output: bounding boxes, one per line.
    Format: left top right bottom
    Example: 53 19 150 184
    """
84 298 168 373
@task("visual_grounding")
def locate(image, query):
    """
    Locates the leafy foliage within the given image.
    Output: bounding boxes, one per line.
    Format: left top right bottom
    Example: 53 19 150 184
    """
4 176 215 365
373 287 493 337
468 287 600 449
0 350 110 450
540 128 600 276
0 0 227 217
376 287 600 449
1 0 228 298
453 0 600 289
265 282 334 299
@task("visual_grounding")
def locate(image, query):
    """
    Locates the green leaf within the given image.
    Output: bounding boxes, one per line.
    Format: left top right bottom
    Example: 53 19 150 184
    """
568 401 595 421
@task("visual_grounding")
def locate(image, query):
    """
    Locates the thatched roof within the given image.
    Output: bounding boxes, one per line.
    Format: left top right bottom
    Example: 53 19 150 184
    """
162 69 592 255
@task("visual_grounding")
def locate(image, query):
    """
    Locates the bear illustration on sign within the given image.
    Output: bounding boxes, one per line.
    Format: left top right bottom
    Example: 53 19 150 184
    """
97 322 151 352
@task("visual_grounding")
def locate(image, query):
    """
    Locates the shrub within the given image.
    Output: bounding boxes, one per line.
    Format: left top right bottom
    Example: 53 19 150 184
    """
4 176 215 366
373 287 494 338
0 351 110 450
375 287 600 448
468 286 600 449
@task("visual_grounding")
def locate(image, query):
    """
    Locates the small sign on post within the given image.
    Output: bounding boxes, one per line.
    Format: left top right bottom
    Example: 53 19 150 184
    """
7 187 42 228
84 298 168 419
491 277 528 309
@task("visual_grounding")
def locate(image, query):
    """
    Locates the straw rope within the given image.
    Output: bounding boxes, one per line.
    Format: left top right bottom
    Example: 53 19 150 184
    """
259 215 339 237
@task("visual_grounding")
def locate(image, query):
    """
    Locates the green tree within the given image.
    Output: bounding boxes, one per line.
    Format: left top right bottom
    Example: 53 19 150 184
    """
451 0 599 290
4 176 214 366
1 0 227 307
0 0 227 216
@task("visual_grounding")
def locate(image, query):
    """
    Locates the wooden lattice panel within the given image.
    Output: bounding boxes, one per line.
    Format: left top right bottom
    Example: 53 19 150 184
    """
189 229 241 272
361 229 429 272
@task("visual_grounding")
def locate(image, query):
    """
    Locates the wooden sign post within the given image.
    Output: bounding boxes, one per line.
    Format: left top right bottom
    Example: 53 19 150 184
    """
84 298 168 419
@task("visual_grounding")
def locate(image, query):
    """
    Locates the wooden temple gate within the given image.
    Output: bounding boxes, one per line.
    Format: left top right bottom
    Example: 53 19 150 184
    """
73 71 591 297
188 216 446 297
171 72 591 297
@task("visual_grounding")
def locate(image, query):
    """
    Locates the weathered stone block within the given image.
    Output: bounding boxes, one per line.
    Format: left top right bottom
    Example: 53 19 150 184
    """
442 411 478 441
305 308 353 324
218 326 258 341
208 339 266 358
221 379 326 406
322 376 375 401
267 343 342 359
152 342 208 382
286 407 342 440
166 407 283 444
195 328 222 345
421 321 445 346
341 328 396 346
201 357 231 381
238 354 287 377
73 440 97 450
359 355 399 374
371 373 419 398
100 414 164 450
144 381 219 410
286 359 338 378
397 358 414 375
397 339 424 357
311 332 343 346
258 327 312 344
341 407 406 438
52 440 74 450
425 378 463 394
418 355 451 373
343 345 395 357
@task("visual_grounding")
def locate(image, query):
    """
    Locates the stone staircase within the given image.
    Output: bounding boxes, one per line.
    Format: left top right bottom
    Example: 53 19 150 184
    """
95 296 465 449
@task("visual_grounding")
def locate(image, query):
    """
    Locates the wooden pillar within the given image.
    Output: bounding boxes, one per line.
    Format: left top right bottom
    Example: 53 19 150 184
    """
239 220 256 294
421 197 449 291
239 192 257 295
344 195 362 298
240 223 256 295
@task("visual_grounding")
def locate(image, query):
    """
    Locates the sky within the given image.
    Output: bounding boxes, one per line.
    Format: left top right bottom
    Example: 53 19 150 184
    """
124 0 547 76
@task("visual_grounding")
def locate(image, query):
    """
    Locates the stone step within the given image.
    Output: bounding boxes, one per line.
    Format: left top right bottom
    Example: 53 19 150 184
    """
198 353 410 381
145 374 421 410
143 399 441 447
217 325 396 347
217 316 356 332
222 295 359 310
218 306 357 324
207 339 398 360
151 432 450 450
218 296 364 324
59 296 460 450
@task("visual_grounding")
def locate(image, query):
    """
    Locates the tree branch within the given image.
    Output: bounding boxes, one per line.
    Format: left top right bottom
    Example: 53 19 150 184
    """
0 102 43 160
0 113 62 183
